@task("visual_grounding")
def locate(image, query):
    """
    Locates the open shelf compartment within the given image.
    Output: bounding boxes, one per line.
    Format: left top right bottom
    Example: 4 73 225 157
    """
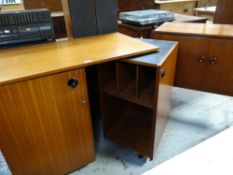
100 62 157 109
117 62 137 102
137 66 156 108
98 62 117 96
102 95 153 157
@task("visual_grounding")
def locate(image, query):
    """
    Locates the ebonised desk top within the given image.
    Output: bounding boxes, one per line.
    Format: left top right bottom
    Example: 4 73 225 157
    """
124 39 178 67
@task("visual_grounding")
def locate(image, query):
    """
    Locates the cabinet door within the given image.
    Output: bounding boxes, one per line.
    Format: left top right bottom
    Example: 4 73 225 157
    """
0 69 95 175
157 35 210 90
202 39 233 95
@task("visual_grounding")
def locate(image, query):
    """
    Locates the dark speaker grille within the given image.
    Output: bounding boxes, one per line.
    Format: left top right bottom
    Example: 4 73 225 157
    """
68 0 97 37
95 0 118 34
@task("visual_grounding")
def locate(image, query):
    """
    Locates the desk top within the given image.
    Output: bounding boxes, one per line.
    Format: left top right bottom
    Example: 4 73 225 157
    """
0 33 158 86
123 39 178 67
142 126 233 175
155 22 233 39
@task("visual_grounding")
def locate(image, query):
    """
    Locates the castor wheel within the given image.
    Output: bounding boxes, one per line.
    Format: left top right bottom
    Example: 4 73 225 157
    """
137 154 150 163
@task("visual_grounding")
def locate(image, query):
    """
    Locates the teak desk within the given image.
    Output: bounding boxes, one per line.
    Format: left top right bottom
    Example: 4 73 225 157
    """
0 33 178 175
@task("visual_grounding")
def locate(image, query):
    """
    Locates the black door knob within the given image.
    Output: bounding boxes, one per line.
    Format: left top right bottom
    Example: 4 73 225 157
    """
67 78 79 89
161 68 166 78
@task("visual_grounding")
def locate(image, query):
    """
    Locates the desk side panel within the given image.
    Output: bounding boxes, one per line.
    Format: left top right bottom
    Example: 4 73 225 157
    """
152 44 178 158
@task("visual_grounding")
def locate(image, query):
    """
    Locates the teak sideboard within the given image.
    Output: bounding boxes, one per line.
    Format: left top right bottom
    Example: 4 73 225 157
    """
154 22 233 96
0 33 178 174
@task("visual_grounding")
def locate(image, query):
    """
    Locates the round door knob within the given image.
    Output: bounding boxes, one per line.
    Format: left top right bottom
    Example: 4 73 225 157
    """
67 78 79 89
161 68 166 78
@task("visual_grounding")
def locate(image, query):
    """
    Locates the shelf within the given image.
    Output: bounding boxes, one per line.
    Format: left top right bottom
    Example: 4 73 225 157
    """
105 99 153 156
119 79 136 102
102 63 156 109
103 82 154 109
103 81 117 96
138 81 155 108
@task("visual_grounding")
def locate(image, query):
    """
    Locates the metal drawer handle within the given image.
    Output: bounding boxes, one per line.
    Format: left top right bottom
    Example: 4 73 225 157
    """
67 77 79 89
209 57 217 65
197 56 206 63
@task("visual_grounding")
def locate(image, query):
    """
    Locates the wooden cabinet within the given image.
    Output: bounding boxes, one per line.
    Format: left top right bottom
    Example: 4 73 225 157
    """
97 40 178 159
0 33 159 174
0 69 95 175
197 0 217 7
52 13 67 39
154 23 233 96
155 34 210 90
24 0 67 39
118 14 208 39
24 0 62 11
118 22 153 38
202 39 233 94
117 0 155 12
155 0 197 15
214 0 233 24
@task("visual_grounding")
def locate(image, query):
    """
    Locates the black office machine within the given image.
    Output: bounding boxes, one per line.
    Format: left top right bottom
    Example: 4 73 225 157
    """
0 9 55 47
119 9 175 26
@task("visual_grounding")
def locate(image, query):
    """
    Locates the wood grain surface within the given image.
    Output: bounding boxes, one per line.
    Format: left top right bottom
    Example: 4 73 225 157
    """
152 43 178 157
154 0 197 4
155 22 233 39
117 0 155 12
155 28 233 96
24 0 62 11
155 0 197 15
0 33 159 86
155 34 210 90
0 68 95 175
97 40 178 159
214 0 233 25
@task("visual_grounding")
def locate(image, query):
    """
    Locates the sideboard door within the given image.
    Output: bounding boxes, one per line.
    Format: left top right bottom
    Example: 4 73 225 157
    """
0 69 95 175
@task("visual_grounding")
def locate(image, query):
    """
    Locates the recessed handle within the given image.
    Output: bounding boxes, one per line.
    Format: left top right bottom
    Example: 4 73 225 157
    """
197 56 206 63
161 68 166 78
209 57 217 65
67 77 79 89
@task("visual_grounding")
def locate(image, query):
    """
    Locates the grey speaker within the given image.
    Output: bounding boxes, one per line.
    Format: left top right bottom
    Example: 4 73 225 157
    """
68 0 97 37
95 0 118 34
